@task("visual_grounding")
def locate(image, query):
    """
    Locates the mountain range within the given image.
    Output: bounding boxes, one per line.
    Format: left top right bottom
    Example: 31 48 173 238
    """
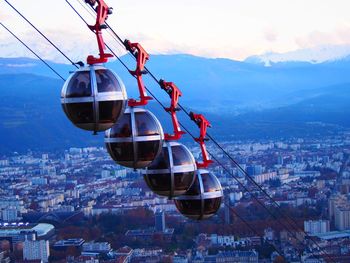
245 44 350 65
0 54 349 153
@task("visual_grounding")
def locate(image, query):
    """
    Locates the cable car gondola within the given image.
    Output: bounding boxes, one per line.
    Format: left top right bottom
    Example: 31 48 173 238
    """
61 65 127 133
143 141 197 198
105 107 164 169
174 169 223 220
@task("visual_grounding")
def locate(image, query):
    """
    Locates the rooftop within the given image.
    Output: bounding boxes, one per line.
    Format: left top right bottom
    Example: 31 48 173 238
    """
32 223 55 237
54 238 85 247
313 230 350 240
0 223 54 237
126 228 174 236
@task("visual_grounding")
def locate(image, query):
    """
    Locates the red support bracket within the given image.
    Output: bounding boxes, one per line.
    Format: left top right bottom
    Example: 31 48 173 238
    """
85 0 113 65
190 112 214 168
124 40 153 107
160 80 186 141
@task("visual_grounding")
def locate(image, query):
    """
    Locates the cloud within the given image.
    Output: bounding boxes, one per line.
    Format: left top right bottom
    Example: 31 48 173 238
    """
263 28 278 42
295 26 350 48
0 28 101 63
0 11 10 20
117 31 253 60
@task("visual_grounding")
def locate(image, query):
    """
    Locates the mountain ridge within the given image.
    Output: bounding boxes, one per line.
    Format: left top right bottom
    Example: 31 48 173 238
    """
1 54 349 152
0 68 349 153
1 54 350 112
244 44 350 65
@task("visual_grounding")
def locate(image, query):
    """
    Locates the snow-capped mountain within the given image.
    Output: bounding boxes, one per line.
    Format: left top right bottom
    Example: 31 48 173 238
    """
245 44 350 66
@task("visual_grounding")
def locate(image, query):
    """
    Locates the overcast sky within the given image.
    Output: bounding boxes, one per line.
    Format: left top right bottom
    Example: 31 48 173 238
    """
1 0 350 62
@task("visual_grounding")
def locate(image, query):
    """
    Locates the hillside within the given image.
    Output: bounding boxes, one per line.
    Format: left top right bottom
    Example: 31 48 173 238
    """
2 55 350 112
0 55 349 152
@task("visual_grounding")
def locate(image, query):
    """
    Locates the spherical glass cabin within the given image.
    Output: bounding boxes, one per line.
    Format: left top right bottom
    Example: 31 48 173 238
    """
174 169 223 220
61 65 127 133
105 107 164 169
143 141 197 198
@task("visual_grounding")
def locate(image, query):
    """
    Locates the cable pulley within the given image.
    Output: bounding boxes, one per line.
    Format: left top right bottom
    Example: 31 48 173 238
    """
85 0 113 64
190 112 214 168
125 40 153 107
159 80 186 141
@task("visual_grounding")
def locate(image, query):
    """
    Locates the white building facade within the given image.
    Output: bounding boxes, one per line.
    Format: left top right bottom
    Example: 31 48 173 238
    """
23 239 50 263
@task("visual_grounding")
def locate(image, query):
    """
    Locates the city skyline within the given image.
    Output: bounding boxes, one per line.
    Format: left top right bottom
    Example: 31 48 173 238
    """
1 132 350 261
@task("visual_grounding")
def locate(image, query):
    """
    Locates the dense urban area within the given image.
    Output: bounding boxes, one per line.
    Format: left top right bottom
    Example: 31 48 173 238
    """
1 129 350 263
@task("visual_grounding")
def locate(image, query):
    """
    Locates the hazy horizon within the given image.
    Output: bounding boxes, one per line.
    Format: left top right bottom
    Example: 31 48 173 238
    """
2 0 350 63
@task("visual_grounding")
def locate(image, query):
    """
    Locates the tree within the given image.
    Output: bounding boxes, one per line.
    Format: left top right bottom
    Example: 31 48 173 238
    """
274 255 287 263
269 178 281 188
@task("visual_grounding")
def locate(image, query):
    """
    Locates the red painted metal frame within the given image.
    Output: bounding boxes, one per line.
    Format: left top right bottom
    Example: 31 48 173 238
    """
190 112 214 168
86 0 113 64
160 80 186 141
125 40 153 107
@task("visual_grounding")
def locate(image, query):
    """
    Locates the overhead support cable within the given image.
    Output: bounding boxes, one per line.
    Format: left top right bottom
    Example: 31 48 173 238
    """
86 7 333 260
4 1 335 261
223 202 287 261
0 22 66 81
64 0 130 72
4 0 79 68
64 2 334 261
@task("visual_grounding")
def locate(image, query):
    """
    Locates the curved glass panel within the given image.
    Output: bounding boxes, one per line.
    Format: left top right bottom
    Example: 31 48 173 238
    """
64 102 94 123
204 197 222 215
174 200 201 215
144 173 170 192
172 146 193 166
99 101 123 123
137 141 160 161
148 147 169 170
109 113 132 137
66 71 91 98
96 69 121 93
135 112 160 136
201 173 221 193
184 175 201 196
108 142 134 162
174 172 195 191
